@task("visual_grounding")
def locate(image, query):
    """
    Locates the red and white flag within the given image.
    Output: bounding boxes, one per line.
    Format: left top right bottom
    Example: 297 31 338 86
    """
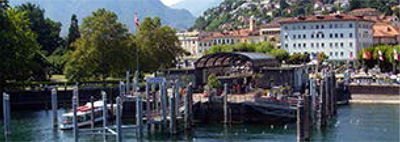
363 50 371 60
394 49 399 61
378 50 384 61
134 12 140 27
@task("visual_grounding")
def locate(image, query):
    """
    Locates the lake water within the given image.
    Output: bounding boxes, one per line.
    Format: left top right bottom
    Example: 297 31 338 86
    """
0 104 399 142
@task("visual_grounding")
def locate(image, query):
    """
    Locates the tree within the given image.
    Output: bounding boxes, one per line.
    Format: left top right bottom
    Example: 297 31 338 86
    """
349 0 363 10
270 49 289 62
317 52 329 62
16 3 63 56
0 8 40 88
64 9 134 81
279 0 289 10
67 14 80 48
136 17 187 72
16 3 64 79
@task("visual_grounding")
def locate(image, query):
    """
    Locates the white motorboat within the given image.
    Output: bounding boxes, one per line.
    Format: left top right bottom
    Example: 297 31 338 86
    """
59 101 118 130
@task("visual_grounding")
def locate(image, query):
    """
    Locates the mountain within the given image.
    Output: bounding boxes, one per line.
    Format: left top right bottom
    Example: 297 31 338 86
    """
171 0 223 17
10 0 195 35
192 0 399 31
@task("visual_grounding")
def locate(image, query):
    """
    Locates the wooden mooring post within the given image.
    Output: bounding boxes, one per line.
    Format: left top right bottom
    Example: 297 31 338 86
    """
73 85 79 106
297 98 305 142
136 94 143 138
303 90 311 141
318 77 327 129
51 88 58 129
116 97 122 142
223 83 229 124
3 93 11 136
169 93 177 134
90 96 95 129
102 91 108 139
161 82 168 130
184 84 193 129
72 95 79 142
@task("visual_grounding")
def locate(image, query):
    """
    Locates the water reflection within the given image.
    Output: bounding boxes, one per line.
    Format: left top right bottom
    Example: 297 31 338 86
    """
0 104 398 141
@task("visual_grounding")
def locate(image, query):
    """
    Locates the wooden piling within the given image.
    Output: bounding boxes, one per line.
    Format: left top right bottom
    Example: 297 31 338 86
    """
161 82 167 130
126 71 130 94
116 97 122 142
188 84 193 128
331 72 337 115
303 90 311 141
136 94 143 136
325 76 331 120
223 83 229 124
184 86 189 129
3 93 11 136
90 96 95 129
51 88 58 129
102 91 108 135
309 79 316 126
145 82 150 131
318 78 326 129
73 86 79 106
297 98 305 142
169 94 176 134
72 96 78 142
175 82 180 117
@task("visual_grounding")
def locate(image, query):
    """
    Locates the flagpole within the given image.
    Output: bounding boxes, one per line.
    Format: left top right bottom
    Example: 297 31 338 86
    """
134 12 140 93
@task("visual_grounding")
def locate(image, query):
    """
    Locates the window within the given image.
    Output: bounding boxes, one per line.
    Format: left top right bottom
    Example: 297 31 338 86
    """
329 24 333 28
350 43 353 47
298 43 301 48
340 52 344 56
334 24 338 28
330 43 333 47
335 33 338 38
285 44 288 48
311 43 314 48
311 34 314 38
349 23 353 28
321 43 325 47
199 43 202 46
330 52 333 56
316 25 319 29
321 25 325 29
303 25 306 29
330 33 333 38
316 34 319 38
284 26 288 30
285 35 288 39
316 43 320 48
335 52 338 56
293 35 296 39
349 33 353 38
340 42 344 47
303 43 306 48
303 34 306 39
293 43 296 48
298 35 301 39
335 42 338 47
340 33 344 38
321 34 325 38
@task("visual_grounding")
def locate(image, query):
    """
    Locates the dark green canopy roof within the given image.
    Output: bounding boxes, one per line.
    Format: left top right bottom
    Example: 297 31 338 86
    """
195 52 279 69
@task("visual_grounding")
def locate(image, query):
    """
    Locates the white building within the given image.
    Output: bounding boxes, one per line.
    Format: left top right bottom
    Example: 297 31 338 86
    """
176 31 201 58
279 15 374 60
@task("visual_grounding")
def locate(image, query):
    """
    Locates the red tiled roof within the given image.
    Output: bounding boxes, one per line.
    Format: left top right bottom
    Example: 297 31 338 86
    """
373 23 400 38
350 8 377 13
279 14 372 24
